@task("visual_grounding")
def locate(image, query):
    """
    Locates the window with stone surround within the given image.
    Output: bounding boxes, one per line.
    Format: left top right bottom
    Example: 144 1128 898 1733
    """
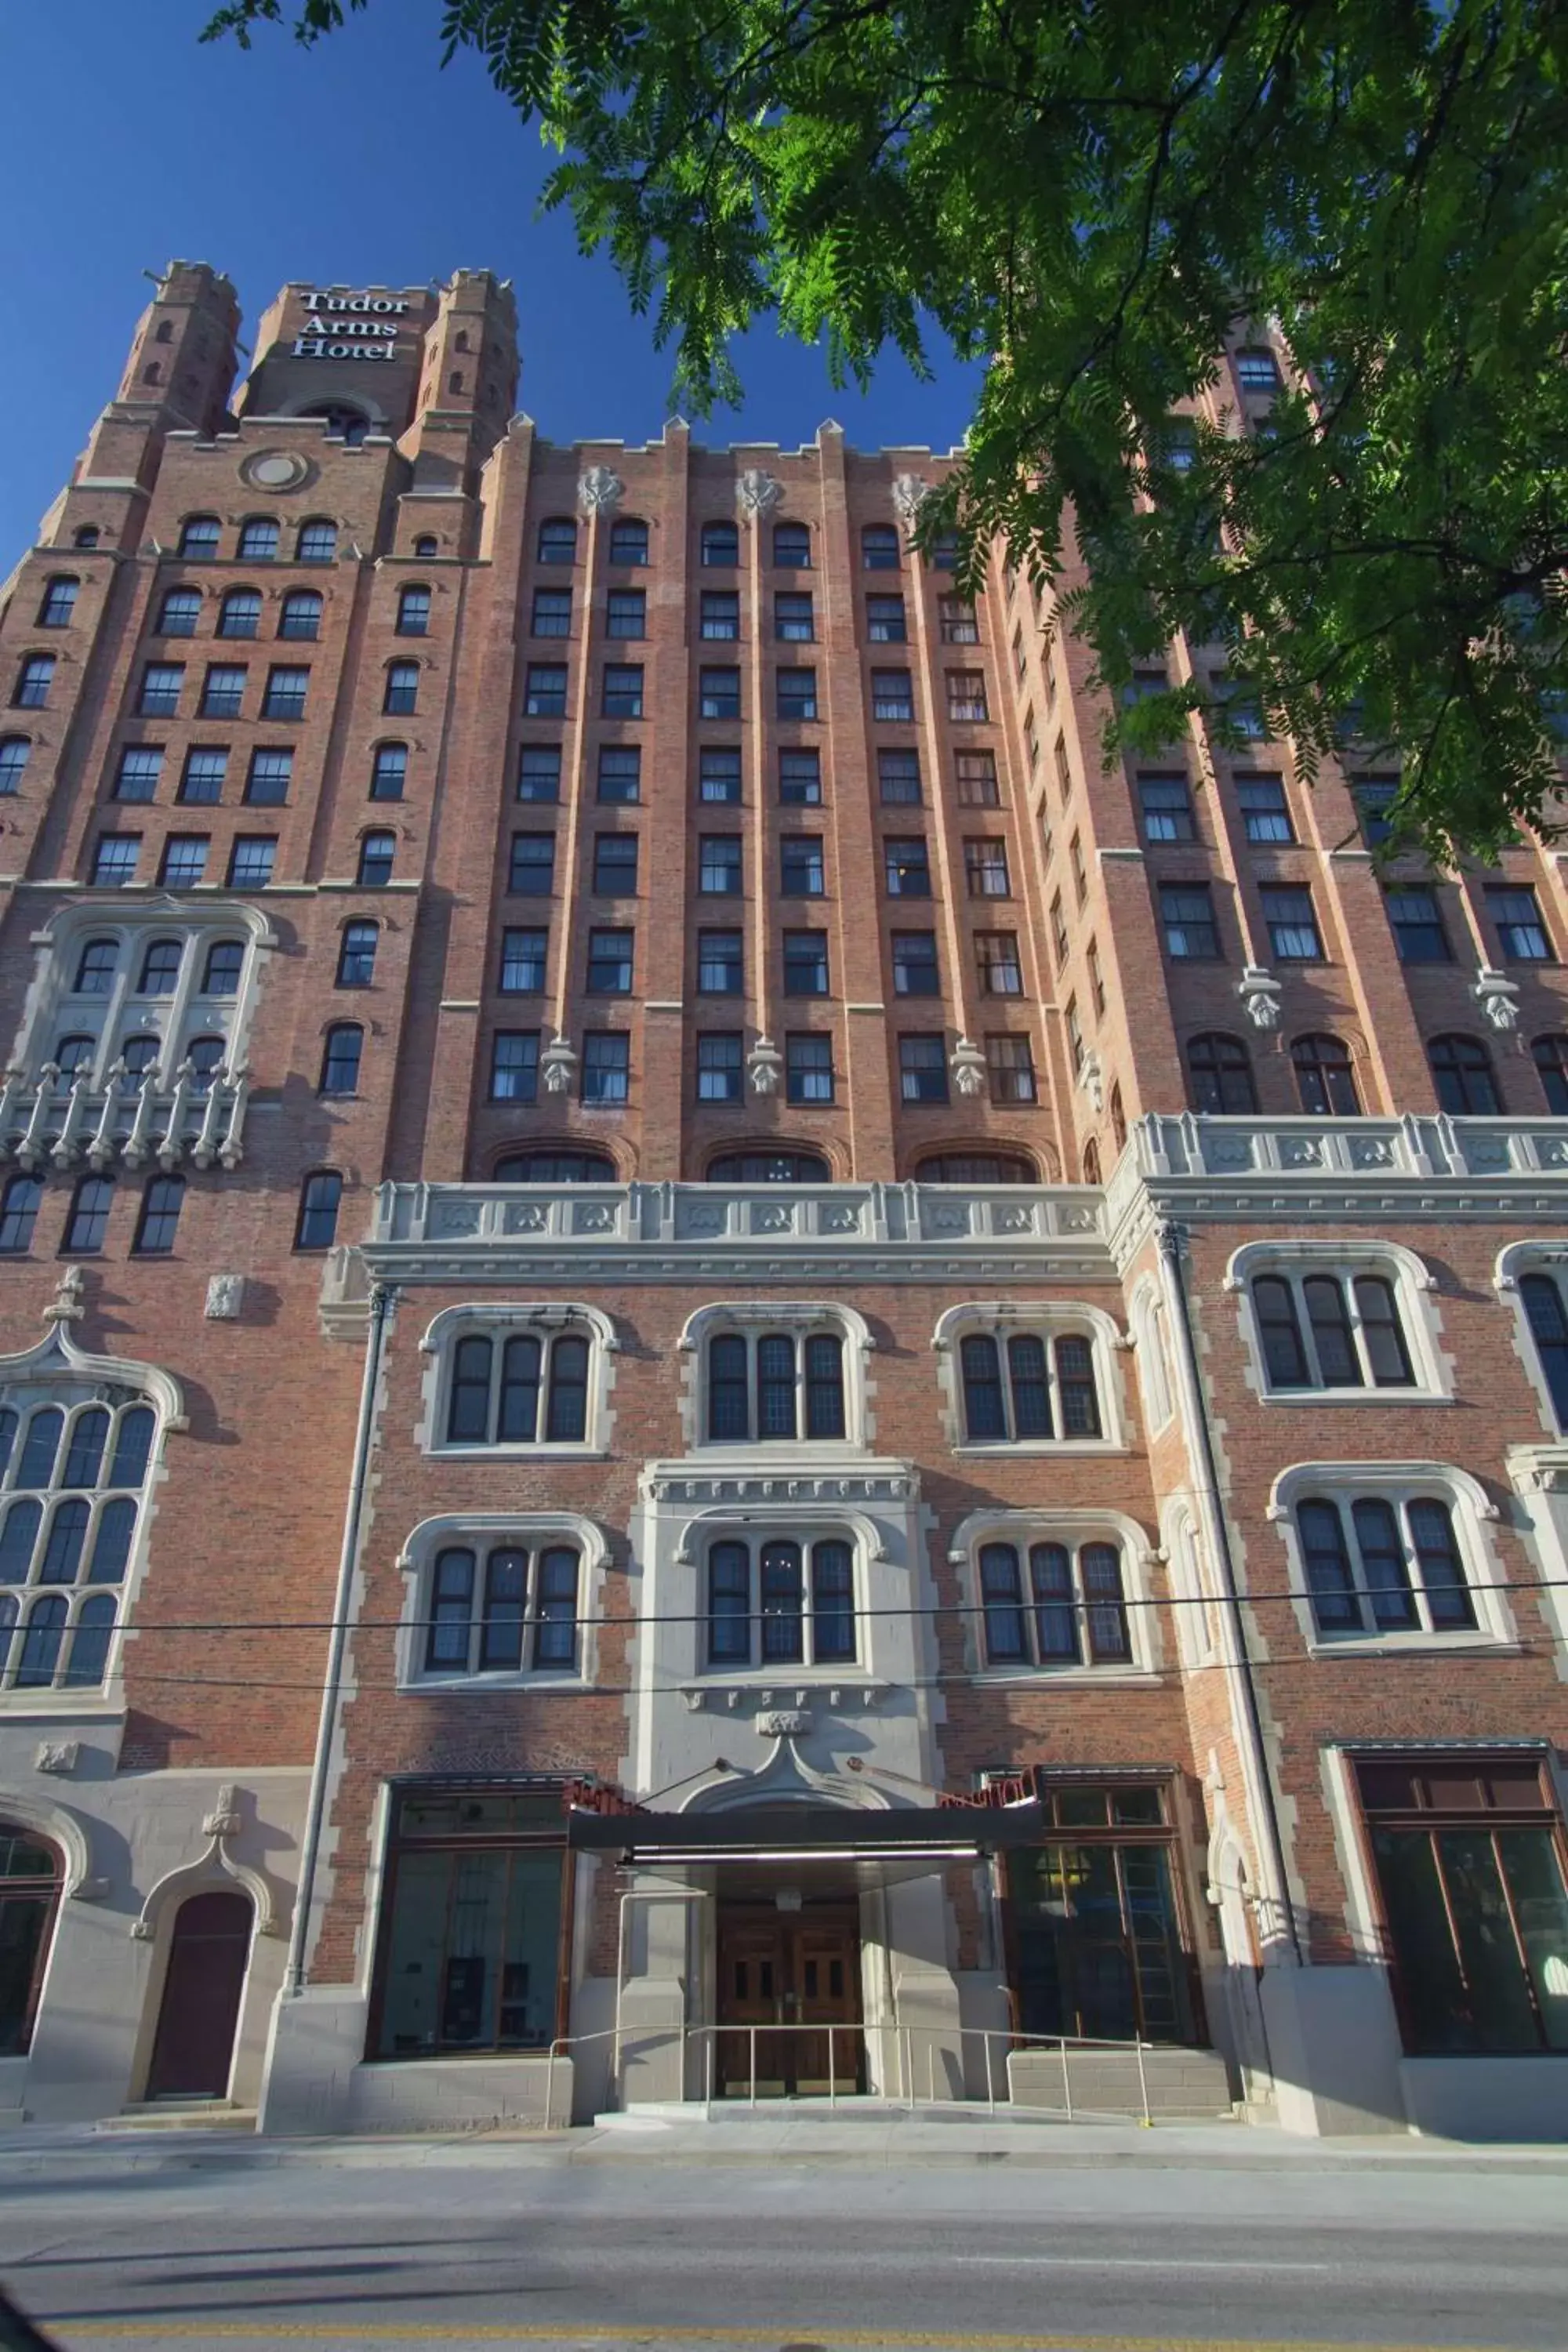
682 1302 871 1450
416 1536 586 1679
1231 1240 1440 1399
706 1535 857 1666
12 902 264 1096
423 1305 615 1457
949 1512 1154 1676
1270 1464 1510 1650
935 1305 1125 1450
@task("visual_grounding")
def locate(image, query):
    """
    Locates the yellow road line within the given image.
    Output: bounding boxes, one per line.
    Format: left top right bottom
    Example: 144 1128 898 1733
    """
56 2324 1517 2351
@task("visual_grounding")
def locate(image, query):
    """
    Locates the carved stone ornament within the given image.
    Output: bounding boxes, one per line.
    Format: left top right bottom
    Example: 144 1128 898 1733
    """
1237 964 1284 1031
891 474 933 535
1472 965 1521 1032
736 468 783 521
577 465 623 516
205 1273 245 1321
757 1709 812 1737
43 1266 85 1327
1078 1048 1106 1116
747 1036 784 1096
949 1036 987 1098
539 1033 579 1095
34 1740 79 1777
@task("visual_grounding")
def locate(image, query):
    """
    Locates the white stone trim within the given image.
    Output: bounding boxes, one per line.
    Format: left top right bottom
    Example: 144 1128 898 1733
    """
394 1512 612 1692
945 1506 1163 1677
1494 1241 1568 1441
1265 1462 1516 1655
931 1299 1129 1451
1225 1237 1449 1403
415 1301 616 1458
676 1300 874 1453
1129 1276 1174 1432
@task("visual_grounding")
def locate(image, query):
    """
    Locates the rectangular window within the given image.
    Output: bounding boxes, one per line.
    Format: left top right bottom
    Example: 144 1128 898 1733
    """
244 747 292 804
113 746 162 803
1238 773 1293 843
499 927 547 993
597 746 641 804
592 833 639 895
1386 886 1450 963
1160 885 1221 960
775 593 815 643
700 667 741 720
1487 885 1554 962
517 745 561 802
699 835 742 895
509 833 556 895
262 666 309 720
1355 775 1399 848
581 1031 630 1105
605 590 645 640
786 1033 834 1105
964 838 1011 897
1261 884 1323 961
954 750 1000 806
1069 833 1087 905
159 834 209 888
975 931 1024 996
1235 347 1281 391
177 746 227 804
201 665 246 719
699 746 742 803
779 749 822 805
1138 775 1195 843
939 596 978 643
697 929 743 995
1050 893 1068 967
601 663 644 717
946 670 989 722
987 1034 1037 1103
891 931 940 996
524 663 568 717
877 748 921 804
700 592 739 640
228 836 276 888
776 668 818 722
92 833 140 886
884 837 931 896
1006 1784 1197 2045
899 1033 949 1103
531 588 572 637
872 669 915 723
696 1032 742 1102
780 836 826 896
586 927 633 993
490 1030 539 1102
782 930 829 996
138 663 184 717
866 596 906 643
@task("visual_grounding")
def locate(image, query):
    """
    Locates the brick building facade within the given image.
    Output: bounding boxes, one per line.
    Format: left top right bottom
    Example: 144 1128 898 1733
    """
1 263 1566 2139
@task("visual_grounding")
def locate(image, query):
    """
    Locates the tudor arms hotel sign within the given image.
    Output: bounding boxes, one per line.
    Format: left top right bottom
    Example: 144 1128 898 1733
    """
292 290 411 362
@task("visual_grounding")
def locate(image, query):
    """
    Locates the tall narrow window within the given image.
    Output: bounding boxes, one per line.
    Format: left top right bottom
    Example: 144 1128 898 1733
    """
1186 1033 1256 1113
1429 1034 1501 1115
336 922 379 987
319 1024 363 1096
1292 1034 1360 1115
133 1175 184 1255
295 1171 343 1250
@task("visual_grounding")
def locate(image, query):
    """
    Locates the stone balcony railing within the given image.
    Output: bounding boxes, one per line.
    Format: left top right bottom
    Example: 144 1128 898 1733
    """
0 1063 249 1172
1130 1112 1568 1182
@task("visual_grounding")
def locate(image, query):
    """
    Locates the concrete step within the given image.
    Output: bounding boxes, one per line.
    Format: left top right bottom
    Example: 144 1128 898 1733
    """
596 2098 1079 2129
98 2102 259 2134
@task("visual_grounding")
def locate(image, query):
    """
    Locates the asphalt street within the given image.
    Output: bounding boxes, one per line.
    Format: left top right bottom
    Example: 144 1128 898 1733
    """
2 2122 1566 2352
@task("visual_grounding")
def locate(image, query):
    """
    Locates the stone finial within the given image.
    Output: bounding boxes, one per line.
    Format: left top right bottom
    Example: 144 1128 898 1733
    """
577 465 623 515
736 468 783 521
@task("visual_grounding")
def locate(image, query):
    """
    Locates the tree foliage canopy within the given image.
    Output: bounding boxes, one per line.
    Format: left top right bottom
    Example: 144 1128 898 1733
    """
208 0 1568 859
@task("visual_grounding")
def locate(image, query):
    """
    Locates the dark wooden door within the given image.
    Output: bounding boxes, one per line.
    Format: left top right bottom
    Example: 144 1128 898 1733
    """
146 1889 252 2100
715 1907 861 2096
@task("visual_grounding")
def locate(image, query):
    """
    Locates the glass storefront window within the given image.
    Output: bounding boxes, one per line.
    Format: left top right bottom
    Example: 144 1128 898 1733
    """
1007 1838 1196 2045
0 1826 61 2056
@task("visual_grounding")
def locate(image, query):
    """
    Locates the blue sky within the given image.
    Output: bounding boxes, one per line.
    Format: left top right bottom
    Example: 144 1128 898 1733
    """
0 0 981 561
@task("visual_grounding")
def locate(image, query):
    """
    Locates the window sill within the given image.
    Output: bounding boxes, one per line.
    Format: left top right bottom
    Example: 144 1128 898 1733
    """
426 1445 608 1463
0 1693 124 1719
1305 1634 1522 1661
967 1667 1163 1688
953 1440 1126 1458
407 1673 592 1695
1261 1388 1450 1406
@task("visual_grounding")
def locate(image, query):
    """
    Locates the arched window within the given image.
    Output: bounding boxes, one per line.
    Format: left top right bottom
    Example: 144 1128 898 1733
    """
915 1152 1038 1184
0 738 31 796
0 1389 158 1699
1109 1085 1127 1154
383 660 419 715
861 524 900 571
1082 1142 1102 1185
336 921 379 988
536 517 577 565
358 830 397 887
156 588 201 637
319 1024 363 1095
494 1149 617 1182
186 1036 225 1089
448 369 465 394
133 1175 185 1255
706 1536 855 1667
238 517 278 561
0 1176 42 1255
38 577 78 629
1429 1033 1501 1116
1532 1034 1568 1115
706 1150 830 1183
701 520 739 567
0 1824 62 2054
413 535 438 559
13 655 54 709
118 1038 158 1087
63 1177 113 1253
1520 1272 1568 1430
704 1329 845 1443
1250 1267 1415 1392
201 939 244 995
54 1036 94 1077
299 405 368 445
608 517 648 565
295 1171 343 1250
441 1326 597 1448
74 938 117 993
422 1540 583 1677
217 588 261 640
1292 1033 1360 1116
978 1538 1131 1668
395 585 430 637
369 742 408 802
178 515 220 560
773 521 811 569
1186 1032 1257 1114
278 591 321 641
296 517 338 564
137 938 184 996
958 1330 1103 1443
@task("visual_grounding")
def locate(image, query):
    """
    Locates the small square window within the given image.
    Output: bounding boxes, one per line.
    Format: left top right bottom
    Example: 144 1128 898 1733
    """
782 929 829 996
779 749 822 805
877 749 921 804
701 521 739 568
601 664 644 718
701 592 739 641
490 1030 540 1102
178 747 227 804
159 835 209 888
517 745 561 802
228 835 277 888
92 834 140 887
582 1031 630 1104
606 590 646 640
593 833 640 895
861 525 899 572
138 664 184 717
114 746 163 803
774 522 812 569
244 747 292 805
866 597 906 644
1138 774 1195 843
1386 886 1450 963
938 597 978 644
697 929 743 994
201 666 247 720
510 833 556 894
608 518 648 566
524 663 568 717
597 746 642 804
696 1032 742 1102
1160 884 1221 960
262 666 309 721
777 669 818 721
780 836 825 896
775 594 814 643
700 667 741 720
872 669 914 723
532 589 572 637
899 1033 949 1103
786 1033 834 1105
946 670 989 723
891 931 939 996
1235 347 1280 392
699 746 742 803
1238 774 1294 844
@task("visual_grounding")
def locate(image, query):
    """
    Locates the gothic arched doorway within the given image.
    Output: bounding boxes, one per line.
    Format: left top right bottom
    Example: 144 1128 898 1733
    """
145 1889 252 2099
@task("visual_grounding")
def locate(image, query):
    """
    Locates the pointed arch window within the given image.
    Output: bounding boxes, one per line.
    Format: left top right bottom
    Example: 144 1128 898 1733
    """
0 1387 161 1697
1186 1032 1257 1113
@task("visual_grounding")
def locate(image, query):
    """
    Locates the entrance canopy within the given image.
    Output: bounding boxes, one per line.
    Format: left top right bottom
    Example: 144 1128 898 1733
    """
566 1799 1046 1867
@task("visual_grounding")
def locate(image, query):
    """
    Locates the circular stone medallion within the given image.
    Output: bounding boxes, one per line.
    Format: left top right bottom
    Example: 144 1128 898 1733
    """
242 450 311 491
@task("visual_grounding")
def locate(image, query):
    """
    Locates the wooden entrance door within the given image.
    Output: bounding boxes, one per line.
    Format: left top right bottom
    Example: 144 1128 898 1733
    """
145 1889 252 2100
715 1906 862 2096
